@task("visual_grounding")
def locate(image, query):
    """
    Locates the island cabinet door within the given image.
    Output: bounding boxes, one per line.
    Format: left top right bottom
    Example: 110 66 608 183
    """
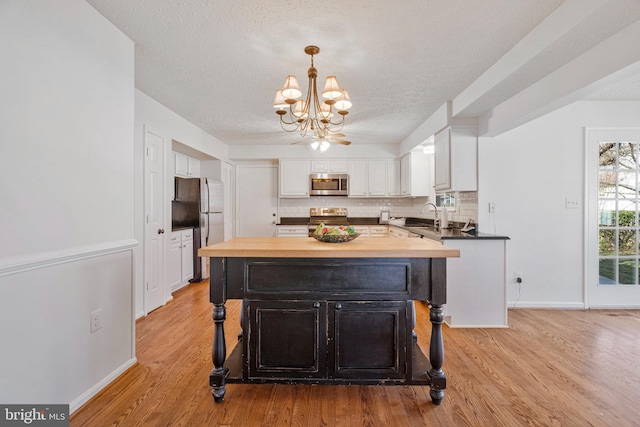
328 301 409 380
246 300 327 379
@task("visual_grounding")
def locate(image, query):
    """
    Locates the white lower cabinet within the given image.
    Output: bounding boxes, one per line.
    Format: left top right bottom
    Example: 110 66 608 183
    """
388 226 409 238
370 226 389 237
443 239 507 328
352 226 370 237
276 225 309 237
170 228 194 292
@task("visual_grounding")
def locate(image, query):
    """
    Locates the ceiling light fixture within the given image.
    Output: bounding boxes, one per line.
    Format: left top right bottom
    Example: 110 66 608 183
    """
273 46 352 146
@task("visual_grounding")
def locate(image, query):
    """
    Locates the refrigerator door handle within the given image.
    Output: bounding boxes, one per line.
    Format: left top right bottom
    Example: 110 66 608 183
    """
203 214 209 240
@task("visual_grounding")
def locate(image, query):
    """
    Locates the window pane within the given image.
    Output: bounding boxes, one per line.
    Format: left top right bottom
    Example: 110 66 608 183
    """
617 171 637 199
599 171 616 198
599 259 616 284
599 205 616 226
617 201 637 227
618 230 636 256
599 142 616 169
599 229 616 256
618 259 636 285
617 142 638 170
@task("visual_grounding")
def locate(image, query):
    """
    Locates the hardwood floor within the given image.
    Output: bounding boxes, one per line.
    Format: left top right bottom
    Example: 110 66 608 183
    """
71 280 640 426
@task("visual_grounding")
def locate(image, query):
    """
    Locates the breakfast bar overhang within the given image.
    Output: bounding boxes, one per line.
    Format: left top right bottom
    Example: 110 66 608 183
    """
198 237 460 405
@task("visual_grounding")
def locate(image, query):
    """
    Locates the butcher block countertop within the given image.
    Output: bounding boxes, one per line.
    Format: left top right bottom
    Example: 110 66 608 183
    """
198 237 460 259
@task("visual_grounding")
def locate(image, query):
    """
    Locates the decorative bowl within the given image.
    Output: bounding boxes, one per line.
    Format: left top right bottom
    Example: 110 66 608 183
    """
312 233 360 243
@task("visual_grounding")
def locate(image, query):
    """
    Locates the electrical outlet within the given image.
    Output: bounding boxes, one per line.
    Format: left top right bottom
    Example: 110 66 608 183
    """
91 308 103 333
488 202 496 213
514 271 523 284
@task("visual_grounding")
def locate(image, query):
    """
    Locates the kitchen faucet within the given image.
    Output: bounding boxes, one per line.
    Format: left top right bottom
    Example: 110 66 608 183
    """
420 202 438 216
420 202 449 229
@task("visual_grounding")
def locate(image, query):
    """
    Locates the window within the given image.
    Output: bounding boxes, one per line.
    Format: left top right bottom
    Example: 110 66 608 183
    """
598 142 639 285
435 193 455 210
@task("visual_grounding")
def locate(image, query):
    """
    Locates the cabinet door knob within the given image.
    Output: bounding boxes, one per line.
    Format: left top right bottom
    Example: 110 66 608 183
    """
313 302 320 309
158 228 165 234
335 303 342 310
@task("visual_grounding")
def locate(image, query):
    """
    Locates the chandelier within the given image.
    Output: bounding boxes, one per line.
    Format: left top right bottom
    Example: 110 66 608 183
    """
273 46 352 142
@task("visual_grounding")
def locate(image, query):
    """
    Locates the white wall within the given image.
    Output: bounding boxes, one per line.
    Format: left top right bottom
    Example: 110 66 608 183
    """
0 0 136 411
478 100 640 308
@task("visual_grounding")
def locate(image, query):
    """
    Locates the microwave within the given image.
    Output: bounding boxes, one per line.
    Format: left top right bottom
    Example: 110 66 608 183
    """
309 173 349 196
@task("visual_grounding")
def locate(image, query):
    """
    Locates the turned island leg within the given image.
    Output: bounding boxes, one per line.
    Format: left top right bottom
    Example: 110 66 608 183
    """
210 302 228 402
209 257 228 402
427 304 446 404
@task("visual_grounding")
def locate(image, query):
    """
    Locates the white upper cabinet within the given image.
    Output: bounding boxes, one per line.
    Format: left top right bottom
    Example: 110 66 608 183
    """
434 126 477 192
279 159 310 197
367 160 388 196
174 152 200 177
347 160 368 196
310 159 348 173
400 152 430 197
386 160 401 197
347 159 398 197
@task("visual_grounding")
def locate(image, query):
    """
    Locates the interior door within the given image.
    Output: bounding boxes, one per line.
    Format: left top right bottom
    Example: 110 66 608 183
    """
236 163 277 237
587 128 640 308
144 127 166 313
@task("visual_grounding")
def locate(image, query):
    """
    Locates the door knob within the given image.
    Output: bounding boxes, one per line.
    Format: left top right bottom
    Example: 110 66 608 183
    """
158 228 165 234
313 302 321 309
335 303 342 310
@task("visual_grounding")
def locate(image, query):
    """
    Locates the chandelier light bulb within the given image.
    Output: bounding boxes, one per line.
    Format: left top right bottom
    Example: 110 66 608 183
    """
293 100 308 118
320 140 330 152
281 75 302 100
334 89 352 111
273 90 288 110
310 141 320 150
319 102 334 119
322 76 342 100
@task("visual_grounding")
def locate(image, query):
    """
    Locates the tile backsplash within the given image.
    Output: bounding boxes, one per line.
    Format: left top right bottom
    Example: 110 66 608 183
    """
279 192 478 225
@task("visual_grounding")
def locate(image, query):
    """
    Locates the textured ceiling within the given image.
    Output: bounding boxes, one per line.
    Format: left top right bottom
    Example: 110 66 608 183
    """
85 0 639 147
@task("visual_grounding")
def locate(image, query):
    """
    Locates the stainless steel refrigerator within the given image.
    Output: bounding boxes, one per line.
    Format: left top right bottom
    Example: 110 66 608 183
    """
200 178 224 279
172 177 224 282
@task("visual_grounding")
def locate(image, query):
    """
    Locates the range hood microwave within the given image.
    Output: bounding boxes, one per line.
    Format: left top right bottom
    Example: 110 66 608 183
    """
309 173 348 196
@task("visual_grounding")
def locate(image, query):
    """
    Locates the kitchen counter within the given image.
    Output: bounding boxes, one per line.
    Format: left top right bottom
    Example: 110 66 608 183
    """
199 236 459 259
199 237 459 406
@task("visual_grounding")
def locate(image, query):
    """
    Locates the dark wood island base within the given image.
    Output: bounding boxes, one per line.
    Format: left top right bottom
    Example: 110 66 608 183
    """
200 238 459 406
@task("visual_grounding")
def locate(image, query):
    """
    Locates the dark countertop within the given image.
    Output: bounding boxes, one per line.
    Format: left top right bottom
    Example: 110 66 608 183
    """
278 217 509 240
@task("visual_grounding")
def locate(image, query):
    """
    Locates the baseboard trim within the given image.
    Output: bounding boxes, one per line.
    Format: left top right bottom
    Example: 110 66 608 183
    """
0 239 138 278
70 357 137 414
508 301 585 309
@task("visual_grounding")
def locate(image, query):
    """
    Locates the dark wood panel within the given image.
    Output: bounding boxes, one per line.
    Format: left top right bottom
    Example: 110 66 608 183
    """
247 300 326 379
329 301 408 380
244 258 411 294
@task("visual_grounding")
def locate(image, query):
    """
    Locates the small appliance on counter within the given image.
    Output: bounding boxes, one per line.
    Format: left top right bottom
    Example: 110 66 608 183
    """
379 209 390 224
461 219 476 235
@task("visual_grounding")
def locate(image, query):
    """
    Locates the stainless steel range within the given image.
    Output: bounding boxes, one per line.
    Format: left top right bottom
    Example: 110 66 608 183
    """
308 207 348 236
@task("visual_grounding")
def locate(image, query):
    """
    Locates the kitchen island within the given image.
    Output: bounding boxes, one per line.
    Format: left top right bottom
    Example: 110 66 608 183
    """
198 237 460 405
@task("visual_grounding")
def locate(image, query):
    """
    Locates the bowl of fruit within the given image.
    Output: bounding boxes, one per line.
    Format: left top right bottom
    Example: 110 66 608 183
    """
312 223 360 243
